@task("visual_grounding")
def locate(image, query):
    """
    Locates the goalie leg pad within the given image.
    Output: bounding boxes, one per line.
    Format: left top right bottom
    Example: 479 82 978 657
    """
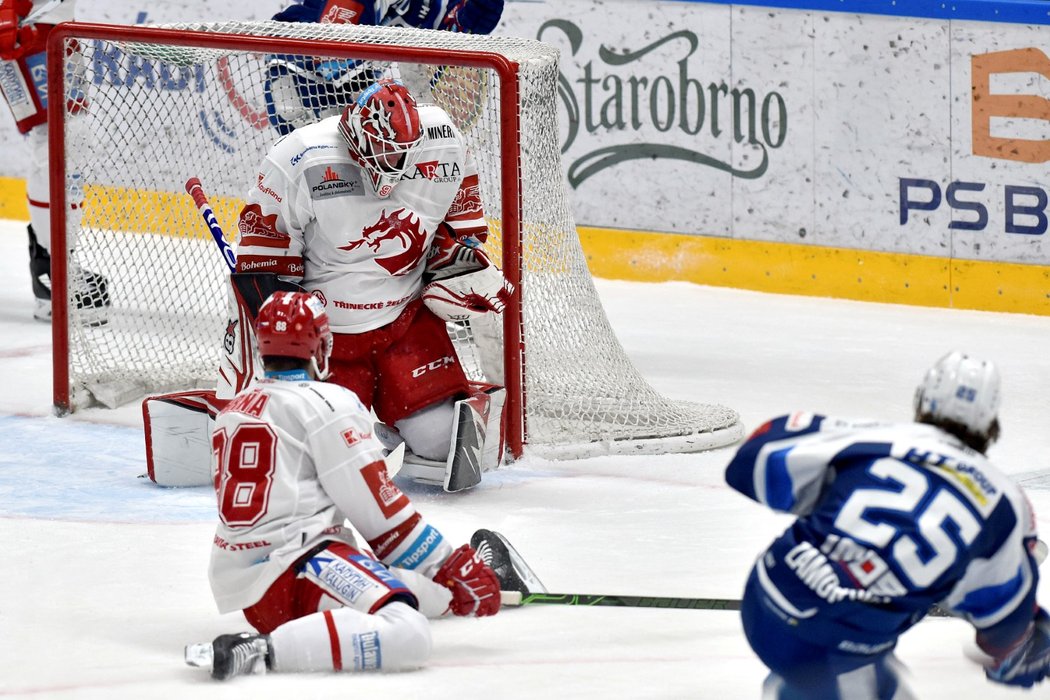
395 393 486 492
393 383 506 492
143 389 226 487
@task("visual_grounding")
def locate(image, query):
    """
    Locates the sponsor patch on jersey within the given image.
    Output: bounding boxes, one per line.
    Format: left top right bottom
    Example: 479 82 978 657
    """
316 558 371 603
289 143 336 166
238 204 289 248
25 51 48 107
350 554 408 588
342 426 372 447
236 255 304 276
405 160 461 183
306 163 364 200
352 631 382 671
360 460 408 518
426 124 455 140
255 173 283 203
0 61 34 121
391 525 444 570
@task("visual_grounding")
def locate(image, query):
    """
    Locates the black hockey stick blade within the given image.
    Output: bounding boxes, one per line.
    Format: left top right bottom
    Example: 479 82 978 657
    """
471 529 548 594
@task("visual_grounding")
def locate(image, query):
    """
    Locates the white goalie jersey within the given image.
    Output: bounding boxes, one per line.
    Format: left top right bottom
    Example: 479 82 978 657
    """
234 105 489 334
209 378 453 613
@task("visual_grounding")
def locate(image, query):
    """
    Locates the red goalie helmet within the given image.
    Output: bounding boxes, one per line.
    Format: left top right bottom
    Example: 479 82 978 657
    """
338 78 424 195
255 291 333 380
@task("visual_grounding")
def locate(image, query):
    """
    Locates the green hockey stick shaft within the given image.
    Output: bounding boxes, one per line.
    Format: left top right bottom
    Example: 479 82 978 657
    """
500 591 742 610
499 591 954 617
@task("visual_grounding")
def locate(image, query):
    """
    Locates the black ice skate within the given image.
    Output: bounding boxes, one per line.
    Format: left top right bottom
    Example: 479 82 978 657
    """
185 632 272 681
471 529 547 594
28 224 111 325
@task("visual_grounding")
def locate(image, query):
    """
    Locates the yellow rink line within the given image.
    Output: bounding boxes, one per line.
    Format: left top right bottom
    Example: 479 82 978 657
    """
2 177 1047 316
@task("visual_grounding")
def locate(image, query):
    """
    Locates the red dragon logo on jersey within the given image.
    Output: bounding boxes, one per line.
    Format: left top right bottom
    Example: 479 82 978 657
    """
338 208 427 276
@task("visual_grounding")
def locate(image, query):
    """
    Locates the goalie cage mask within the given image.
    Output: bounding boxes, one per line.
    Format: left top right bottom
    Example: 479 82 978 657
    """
256 291 334 380
338 78 424 196
913 350 1001 438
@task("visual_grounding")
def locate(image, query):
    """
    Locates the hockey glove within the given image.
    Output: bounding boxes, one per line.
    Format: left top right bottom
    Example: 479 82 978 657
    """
433 544 501 617
985 608 1050 688
422 266 513 322
441 0 504 35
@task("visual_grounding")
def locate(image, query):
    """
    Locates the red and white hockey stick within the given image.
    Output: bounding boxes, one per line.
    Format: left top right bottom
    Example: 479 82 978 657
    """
185 177 237 272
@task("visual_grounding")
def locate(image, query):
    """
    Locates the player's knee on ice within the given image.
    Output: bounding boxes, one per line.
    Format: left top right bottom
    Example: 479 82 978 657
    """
396 398 456 461
269 602 431 673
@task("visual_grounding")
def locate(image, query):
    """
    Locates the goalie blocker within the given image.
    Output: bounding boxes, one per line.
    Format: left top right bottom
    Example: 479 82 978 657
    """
144 272 506 489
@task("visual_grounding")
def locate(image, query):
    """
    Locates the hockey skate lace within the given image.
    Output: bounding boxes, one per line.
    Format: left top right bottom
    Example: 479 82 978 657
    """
229 640 263 676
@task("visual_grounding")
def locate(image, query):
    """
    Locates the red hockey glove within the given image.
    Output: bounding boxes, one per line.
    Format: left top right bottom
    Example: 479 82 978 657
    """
433 544 501 617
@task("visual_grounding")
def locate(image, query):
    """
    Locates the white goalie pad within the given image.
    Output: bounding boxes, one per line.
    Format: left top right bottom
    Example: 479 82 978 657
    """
142 390 224 487
398 383 506 492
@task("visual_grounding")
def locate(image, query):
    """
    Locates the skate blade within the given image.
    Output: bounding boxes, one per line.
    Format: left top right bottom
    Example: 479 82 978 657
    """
184 642 214 668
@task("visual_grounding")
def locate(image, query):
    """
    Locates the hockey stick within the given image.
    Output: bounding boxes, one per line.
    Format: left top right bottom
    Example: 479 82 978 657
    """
480 529 1034 619
498 591 957 618
499 591 746 611
185 177 237 272
498 544 1050 617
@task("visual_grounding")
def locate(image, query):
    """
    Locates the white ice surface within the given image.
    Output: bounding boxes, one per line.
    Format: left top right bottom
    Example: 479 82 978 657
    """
1 218 1049 698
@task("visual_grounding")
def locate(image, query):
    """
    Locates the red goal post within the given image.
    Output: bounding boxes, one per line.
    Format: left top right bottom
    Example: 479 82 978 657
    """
47 20 742 458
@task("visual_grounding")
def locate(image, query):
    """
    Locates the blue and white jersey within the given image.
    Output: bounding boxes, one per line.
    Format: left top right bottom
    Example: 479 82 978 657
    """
725 412 1040 653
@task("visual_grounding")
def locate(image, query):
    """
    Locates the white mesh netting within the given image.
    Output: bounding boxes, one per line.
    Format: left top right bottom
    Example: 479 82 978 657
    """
54 20 742 456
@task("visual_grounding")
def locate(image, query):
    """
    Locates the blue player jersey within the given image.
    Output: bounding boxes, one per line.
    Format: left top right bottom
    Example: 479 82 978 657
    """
725 412 1040 654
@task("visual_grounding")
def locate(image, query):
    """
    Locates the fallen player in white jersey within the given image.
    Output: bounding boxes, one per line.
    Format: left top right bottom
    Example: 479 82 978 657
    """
185 291 500 680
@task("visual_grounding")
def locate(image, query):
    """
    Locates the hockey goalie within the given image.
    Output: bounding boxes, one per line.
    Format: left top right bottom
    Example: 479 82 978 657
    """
144 78 510 492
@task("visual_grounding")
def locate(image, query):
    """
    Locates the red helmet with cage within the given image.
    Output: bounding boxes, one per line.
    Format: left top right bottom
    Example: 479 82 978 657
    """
337 78 424 195
255 291 333 380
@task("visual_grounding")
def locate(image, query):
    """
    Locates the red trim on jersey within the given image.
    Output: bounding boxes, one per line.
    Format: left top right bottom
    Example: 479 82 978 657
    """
27 197 48 209
368 511 423 561
323 610 343 671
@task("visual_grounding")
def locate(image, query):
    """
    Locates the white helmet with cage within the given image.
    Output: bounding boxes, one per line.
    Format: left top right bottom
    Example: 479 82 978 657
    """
913 351 1001 437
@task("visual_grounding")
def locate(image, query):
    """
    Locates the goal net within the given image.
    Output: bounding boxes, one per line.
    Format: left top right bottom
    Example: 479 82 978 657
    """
49 20 742 458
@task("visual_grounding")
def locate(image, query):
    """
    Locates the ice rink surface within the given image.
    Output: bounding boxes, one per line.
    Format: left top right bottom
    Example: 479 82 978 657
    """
2 218 1049 698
